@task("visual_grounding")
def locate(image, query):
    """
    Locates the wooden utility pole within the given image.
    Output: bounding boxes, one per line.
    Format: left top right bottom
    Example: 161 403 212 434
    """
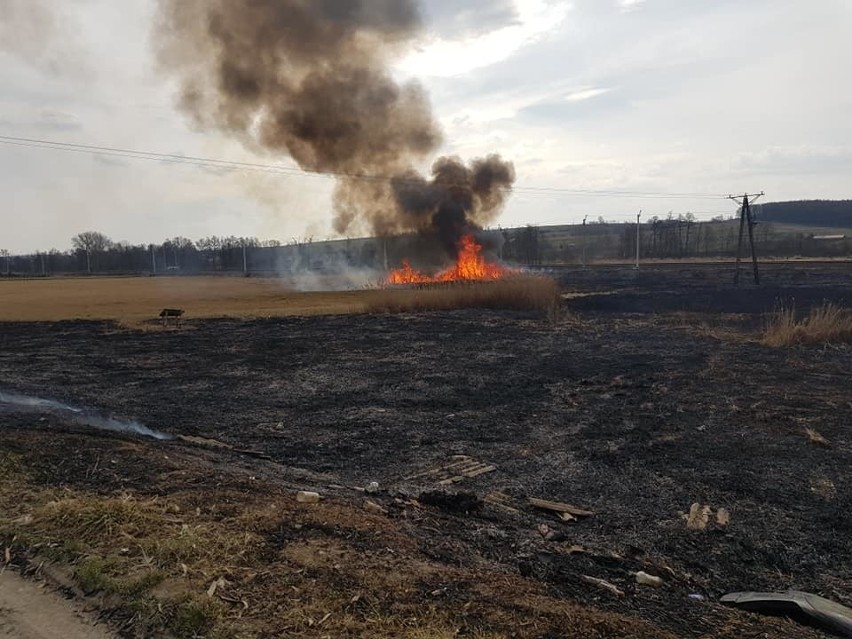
634 210 642 270
728 192 763 286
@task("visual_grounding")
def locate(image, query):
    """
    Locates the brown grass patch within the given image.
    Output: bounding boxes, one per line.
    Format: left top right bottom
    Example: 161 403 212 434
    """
0 276 370 326
762 303 852 346
0 274 564 327
365 276 564 316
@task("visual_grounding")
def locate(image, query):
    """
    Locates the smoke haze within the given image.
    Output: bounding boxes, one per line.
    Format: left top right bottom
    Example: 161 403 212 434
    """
154 0 514 256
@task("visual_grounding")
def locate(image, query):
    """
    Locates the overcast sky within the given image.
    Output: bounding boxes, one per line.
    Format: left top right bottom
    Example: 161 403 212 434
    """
2 0 850 253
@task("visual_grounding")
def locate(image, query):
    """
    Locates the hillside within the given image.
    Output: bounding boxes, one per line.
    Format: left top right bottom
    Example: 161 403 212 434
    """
757 200 852 228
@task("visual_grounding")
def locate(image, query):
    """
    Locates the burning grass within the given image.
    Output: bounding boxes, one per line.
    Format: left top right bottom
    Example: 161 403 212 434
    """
366 275 563 316
762 302 852 346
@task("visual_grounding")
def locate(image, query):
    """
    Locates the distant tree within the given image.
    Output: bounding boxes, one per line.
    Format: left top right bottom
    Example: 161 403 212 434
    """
71 231 112 273
516 225 541 265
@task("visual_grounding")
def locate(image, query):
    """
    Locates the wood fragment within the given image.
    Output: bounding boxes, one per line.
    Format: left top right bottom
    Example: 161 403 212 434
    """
558 512 576 522
403 458 472 480
464 464 497 478
484 492 519 514
177 434 233 449
804 427 831 448
528 497 594 517
581 575 624 597
716 508 731 526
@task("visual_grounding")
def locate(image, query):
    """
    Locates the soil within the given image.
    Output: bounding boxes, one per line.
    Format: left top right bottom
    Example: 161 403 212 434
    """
1 263 851 638
0 571 112 639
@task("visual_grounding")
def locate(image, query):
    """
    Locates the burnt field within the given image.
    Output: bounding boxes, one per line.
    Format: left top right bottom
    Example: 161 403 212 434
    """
1 262 851 638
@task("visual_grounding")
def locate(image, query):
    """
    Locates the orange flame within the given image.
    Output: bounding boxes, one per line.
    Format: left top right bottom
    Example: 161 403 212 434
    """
387 234 510 285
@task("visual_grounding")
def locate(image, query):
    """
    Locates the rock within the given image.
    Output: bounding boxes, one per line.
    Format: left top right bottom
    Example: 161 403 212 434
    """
365 481 380 494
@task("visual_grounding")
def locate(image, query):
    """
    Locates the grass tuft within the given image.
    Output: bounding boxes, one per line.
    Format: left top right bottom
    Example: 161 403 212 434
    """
365 276 564 316
762 302 852 346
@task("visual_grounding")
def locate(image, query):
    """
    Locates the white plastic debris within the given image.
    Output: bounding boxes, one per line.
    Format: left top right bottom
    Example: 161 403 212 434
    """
365 481 380 494
635 571 664 587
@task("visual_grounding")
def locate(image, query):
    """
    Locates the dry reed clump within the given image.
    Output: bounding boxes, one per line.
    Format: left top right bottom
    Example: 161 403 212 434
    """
762 302 852 347
365 275 564 316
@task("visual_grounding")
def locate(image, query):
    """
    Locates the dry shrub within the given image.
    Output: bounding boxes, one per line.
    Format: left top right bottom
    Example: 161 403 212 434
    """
365 275 564 316
762 302 852 346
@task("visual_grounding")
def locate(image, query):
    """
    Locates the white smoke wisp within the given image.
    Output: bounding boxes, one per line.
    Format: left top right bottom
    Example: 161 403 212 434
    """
0 390 172 441
273 242 385 292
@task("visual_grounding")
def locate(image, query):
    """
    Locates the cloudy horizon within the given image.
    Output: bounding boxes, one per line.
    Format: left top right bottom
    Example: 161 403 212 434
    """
2 0 850 254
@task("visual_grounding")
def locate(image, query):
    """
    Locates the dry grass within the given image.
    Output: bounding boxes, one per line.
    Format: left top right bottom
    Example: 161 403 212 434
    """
0 276 369 326
0 443 674 639
0 274 564 328
365 276 564 316
762 302 852 346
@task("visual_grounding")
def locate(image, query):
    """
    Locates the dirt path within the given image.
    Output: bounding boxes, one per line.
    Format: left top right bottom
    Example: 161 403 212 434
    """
0 571 112 639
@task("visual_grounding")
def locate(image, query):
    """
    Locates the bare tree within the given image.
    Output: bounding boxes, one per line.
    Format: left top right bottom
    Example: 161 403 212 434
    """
72 231 112 273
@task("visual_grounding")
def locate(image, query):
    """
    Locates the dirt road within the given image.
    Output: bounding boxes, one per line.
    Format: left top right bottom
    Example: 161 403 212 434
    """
0 572 112 639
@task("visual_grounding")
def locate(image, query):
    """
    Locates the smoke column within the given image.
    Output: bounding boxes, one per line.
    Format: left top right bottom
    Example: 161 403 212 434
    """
154 0 515 256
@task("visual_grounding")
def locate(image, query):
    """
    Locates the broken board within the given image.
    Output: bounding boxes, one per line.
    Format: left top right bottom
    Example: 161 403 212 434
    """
404 455 496 486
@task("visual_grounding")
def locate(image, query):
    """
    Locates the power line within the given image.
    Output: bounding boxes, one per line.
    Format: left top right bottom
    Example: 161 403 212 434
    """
0 134 729 201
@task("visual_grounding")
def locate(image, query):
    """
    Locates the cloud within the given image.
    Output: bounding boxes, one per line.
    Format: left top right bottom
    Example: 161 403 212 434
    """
422 0 520 40
564 87 611 102
731 146 852 176
397 0 570 78
0 0 88 76
618 0 646 13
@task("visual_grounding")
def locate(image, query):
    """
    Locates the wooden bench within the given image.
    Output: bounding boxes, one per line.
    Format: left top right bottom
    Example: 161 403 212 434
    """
159 308 184 327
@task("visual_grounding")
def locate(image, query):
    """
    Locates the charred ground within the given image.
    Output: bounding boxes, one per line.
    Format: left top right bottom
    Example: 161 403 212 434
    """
1 263 850 638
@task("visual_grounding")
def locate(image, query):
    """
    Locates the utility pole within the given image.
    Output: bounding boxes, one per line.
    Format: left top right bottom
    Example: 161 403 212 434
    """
40 253 45 276
581 215 588 267
635 210 642 270
728 192 764 286
242 243 248 274
151 245 156 274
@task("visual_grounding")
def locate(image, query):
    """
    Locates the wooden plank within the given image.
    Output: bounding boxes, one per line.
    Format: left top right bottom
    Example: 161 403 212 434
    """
528 497 594 517
403 458 472 480
464 464 497 478
581 575 624 597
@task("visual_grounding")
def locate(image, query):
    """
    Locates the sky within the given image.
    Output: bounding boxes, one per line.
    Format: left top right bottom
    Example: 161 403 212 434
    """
1 0 851 253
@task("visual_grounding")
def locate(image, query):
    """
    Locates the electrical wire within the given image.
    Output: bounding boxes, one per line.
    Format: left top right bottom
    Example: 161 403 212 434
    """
0 134 731 201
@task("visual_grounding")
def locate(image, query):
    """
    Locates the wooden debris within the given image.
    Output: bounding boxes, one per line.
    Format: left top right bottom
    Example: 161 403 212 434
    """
364 500 387 515
177 434 232 449
528 497 594 518
686 503 711 530
484 492 519 514
404 455 497 485
581 575 624 597
716 508 731 527
207 577 228 597
804 427 831 448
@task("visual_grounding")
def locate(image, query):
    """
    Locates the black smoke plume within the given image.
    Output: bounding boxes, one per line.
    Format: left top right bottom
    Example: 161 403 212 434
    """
155 0 515 256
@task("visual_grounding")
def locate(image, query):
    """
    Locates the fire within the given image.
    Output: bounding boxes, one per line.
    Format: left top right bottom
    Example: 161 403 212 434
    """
387 234 510 285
